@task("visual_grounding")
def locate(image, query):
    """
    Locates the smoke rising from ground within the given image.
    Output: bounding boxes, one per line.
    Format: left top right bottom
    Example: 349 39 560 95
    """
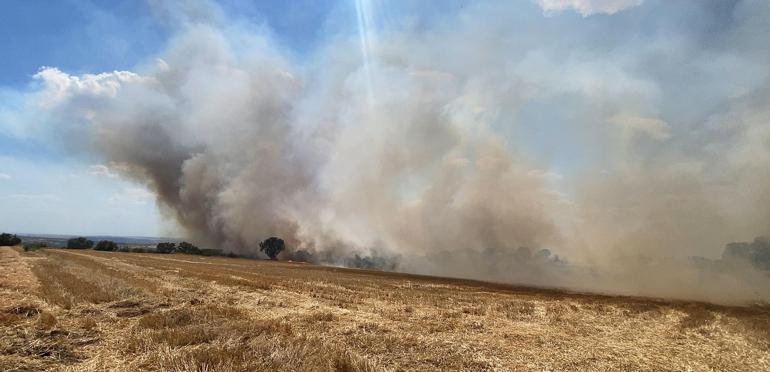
8 0 770 303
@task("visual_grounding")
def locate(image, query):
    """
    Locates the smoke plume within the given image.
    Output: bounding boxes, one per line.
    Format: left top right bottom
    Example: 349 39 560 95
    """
7 0 770 303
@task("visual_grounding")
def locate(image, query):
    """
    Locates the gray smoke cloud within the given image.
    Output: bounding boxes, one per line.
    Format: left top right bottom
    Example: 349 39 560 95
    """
8 0 770 303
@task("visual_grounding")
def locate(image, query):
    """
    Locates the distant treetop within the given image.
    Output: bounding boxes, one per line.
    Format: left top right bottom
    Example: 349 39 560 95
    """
0 233 21 246
66 237 93 249
259 237 285 260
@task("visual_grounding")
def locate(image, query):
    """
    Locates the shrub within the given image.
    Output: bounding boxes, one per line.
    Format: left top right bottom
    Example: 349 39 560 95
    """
94 240 119 251
156 242 176 254
177 241 201 255
67 237 94 249
200 248 223 256
0 233 22 246
344 251 397 270
289 249 315 263
23 242 47 251
131 247 149 253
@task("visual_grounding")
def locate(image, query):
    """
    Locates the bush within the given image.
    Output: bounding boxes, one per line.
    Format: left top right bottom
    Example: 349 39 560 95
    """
289 249 315 263
344 251 397 270
131 247 149 253
156 242 176 254
67 237 94 249
23 242 47 251
94 240 119 251
0 233 22 246
117 246 131 253
177 241 201 255
200 248 223 256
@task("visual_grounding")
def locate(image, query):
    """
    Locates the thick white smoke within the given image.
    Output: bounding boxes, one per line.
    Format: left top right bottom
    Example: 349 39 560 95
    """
9 0 770 303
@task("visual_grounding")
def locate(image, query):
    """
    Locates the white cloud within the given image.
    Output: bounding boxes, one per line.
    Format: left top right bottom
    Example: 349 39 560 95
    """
608 114 672 141
89 164 118 178
3 193 62 202
108 187 154 205
536 0 643 16
33 67 149 108
0 173 10 180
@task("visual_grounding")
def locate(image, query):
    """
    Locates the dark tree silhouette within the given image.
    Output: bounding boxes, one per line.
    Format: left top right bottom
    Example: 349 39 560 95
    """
94 240 119 251
0 233 22 246
156 242 176 254
67 237 93 249
259 237 285 260
723 236 770 271
289 249 315 263
177 241 201 255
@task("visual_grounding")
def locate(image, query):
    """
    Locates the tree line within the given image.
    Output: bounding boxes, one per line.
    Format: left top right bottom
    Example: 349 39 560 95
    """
4 231 770 274
64 237 231 257
2 232 285 260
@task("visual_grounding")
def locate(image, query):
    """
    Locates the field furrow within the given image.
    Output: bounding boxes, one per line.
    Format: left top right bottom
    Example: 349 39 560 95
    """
1 247 769 371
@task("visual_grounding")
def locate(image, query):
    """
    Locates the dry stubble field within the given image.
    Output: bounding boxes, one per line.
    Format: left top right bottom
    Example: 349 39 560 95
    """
1 246 769 371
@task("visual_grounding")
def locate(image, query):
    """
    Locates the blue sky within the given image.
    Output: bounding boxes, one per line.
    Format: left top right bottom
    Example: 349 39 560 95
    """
0 0 338 236
0 0 165 87
0 1 163 236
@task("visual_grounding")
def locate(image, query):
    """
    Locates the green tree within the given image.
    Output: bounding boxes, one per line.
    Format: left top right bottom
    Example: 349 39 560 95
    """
155 242 176 254
177 241 201 254
0 233 22 246
94 240 119 251
259 237 285 260
66 237 94 249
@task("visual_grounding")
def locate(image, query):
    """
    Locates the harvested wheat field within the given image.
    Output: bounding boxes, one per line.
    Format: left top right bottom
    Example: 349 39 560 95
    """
1 246 768 371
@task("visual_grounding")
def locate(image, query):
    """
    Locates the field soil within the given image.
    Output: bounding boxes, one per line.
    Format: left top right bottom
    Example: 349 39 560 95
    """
1 246 769 371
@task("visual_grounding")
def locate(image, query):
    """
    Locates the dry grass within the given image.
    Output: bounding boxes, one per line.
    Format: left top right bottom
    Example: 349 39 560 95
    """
35 312 58 330
1 246 769 370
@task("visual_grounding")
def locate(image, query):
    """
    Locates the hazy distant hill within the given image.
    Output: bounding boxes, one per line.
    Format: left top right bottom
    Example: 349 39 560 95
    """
16 233 180 247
